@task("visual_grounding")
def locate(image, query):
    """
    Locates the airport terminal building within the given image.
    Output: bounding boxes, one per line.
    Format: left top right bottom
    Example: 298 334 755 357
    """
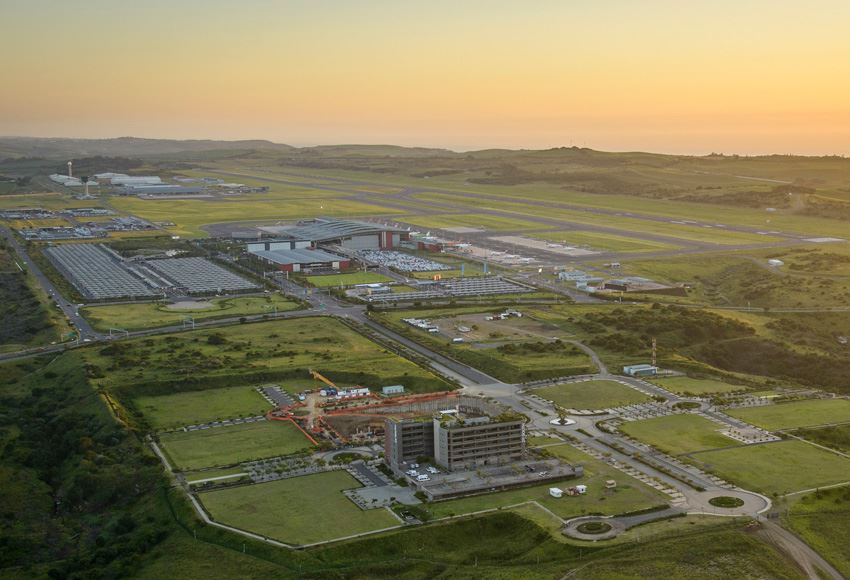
257 218 409 250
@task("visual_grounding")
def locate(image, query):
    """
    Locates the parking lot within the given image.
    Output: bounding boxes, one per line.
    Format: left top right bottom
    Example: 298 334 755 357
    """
409 459 582 500
366 276 531 303
44 243 257 300
45 243 158 299
358 250 450 272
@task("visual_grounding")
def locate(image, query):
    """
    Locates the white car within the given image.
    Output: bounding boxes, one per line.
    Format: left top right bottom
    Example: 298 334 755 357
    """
416 474 430 482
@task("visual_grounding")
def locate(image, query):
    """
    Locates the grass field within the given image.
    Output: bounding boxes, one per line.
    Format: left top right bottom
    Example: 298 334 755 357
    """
726 399 850 431
135 385 271 430
200 471 398 545
82 294 300 331
652 376 749 396
426 443 667 520
529 230 679 253
689 440 850 495
109 194 406 237
535 380 650 410
786 488 850 577
620 414 739 456
305 272 392 287
85 316 451 396
158 419 313 470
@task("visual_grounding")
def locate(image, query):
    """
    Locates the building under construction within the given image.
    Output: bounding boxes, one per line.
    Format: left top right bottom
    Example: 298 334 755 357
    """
384 396 526 474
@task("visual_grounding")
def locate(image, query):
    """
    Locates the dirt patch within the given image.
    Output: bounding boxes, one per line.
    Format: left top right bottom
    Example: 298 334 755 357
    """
166 300 216 311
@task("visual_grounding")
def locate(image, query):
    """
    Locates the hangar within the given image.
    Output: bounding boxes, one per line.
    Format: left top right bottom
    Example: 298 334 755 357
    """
249 247 351 273
257 218 409 250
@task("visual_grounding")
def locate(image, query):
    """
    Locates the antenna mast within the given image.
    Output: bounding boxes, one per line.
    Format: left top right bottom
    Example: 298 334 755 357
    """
651 337 657 367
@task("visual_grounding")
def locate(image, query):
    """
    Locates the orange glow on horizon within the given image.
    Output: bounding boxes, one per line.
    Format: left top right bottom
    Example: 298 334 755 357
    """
1 0 849 154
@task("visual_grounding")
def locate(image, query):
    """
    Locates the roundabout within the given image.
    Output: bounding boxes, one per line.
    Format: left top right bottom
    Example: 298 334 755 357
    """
549 417 576 426
576 521 613 535
562 516 625 541
708 496 745 509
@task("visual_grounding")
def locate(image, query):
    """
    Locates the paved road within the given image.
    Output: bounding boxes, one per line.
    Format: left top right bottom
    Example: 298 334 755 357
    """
1 225 99 340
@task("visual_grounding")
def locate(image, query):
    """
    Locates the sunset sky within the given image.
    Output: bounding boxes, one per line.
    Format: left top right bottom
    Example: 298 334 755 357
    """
2 0 849 154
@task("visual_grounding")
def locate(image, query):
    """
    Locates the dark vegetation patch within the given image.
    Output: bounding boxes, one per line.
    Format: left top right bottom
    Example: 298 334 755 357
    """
794 424 850 453
569 304 850 395
0 354 170 577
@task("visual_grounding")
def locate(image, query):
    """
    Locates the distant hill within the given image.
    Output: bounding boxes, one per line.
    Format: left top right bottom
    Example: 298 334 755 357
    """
0 136 293 160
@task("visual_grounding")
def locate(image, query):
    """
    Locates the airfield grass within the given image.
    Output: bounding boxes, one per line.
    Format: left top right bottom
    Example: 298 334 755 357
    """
426 443 666 520
109 194 406 237
651 376 749 396
81 294 300 331
530 230 679 253
725 399 850 431
305 271 392 287
786 487 850 577
158 419 312 470
414 193 786 245
135 385 271 430
535 380 650 410
200 471 398 545
620 414 739 456
689 440 850 495
85 316 451 395
399 213 543 232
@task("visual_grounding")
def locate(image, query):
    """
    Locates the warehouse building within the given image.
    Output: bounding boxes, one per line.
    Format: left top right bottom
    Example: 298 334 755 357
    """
119 184 204 195
258 218 409 250
246 238 313 252
109 175 163 186
248 247 350 273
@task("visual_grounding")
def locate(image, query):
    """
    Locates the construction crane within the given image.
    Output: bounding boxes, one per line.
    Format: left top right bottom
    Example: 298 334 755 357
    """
309 369 337 390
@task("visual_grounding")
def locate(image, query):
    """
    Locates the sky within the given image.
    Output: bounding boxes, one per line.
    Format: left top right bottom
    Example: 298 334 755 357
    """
1 0 849 154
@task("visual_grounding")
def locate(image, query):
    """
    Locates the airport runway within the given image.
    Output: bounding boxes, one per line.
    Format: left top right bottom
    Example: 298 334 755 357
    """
203 168 819 269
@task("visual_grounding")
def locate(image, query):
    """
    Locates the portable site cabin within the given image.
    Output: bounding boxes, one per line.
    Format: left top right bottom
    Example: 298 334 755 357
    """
622 364 658 377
